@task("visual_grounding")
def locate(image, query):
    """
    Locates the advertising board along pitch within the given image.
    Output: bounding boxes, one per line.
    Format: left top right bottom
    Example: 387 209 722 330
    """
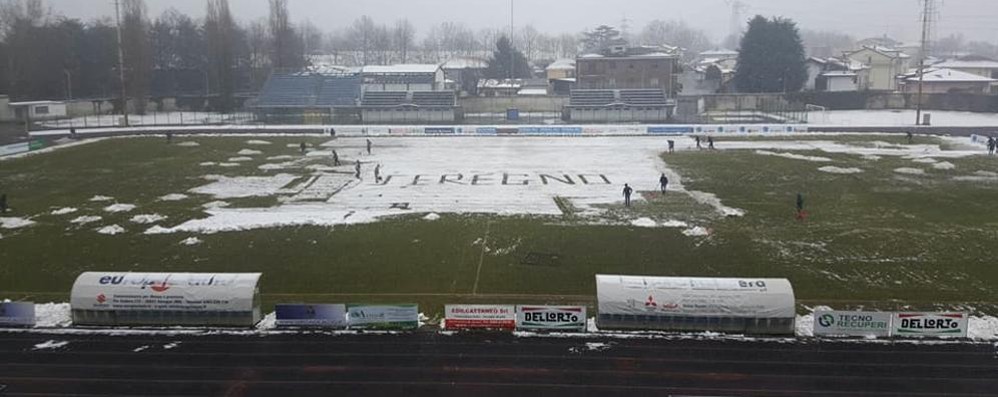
516 306 586 332
444 305 516 330
813 310 891 338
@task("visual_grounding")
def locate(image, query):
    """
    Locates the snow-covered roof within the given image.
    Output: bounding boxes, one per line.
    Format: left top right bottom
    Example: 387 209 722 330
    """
905 68 997 83
579 53 604 59
442 57 488 70
700 49 738 57
518 87 549 96
932 59 998 69
546 58 576 70
636 52 673 58
9 100 63 106
822 71 857 77
361 64 441 74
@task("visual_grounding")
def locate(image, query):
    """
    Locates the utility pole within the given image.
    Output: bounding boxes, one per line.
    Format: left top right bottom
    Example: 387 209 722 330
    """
725 0 748 44
915 0 936 126
114 0 129 127
509 0 515 81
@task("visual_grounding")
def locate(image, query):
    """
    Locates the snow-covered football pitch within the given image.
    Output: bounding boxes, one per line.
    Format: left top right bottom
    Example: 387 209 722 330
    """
1 132 997 323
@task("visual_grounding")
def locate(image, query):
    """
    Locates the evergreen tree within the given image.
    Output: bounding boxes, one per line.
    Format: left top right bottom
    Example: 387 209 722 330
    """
734 15 807 93
581 25 625 54
485 36 531 79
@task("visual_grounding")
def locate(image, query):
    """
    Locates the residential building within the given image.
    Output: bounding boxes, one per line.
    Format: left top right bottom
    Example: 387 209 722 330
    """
546 59 576 81
931 59 998 79
441 57 488 96
844 46 911 91
820 71 859 92
575 45 681 97
901 68 997 94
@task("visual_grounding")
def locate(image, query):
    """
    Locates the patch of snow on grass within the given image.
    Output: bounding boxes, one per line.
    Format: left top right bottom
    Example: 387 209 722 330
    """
50 207 78 215
89 195 114 202
256 312 277 330
201 201 230 209
862 155 882 161
163 341 181 350
630 218 657 228
894 167 925 175
69 215 102 225
910 158 938 164
33 340 69 350
130 214 167 224
180 237 202 246
133 345 150 352
189 174 298 199
818 166 863 174
96 224 126 235
682 226 709 237
423 213 440 221
0 217 36 229
687 190 745 217
975 171 998 177
227 156 253 162
238 149 263 155
932 161 955 170
199 162 216 167
659 220 689 228
756 150 832 162
266 155 295 160
103 203 136 213
159 193 189 201
218 163 240 167
176 141 199 147
247 140 272 145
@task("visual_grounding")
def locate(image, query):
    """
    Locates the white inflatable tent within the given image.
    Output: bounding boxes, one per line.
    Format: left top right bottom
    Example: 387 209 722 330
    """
70 272 262 327
596 275 796 335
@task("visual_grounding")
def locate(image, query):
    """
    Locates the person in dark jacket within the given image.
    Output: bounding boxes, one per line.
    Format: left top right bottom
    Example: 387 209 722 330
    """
299 142 307 154
355 161 362 178
332 150 340 166
623 184 633 207
667 140 675 153
707 136 715 150
694 136 702 150
796 192 806 220
659 174 669 194
366 139 372 155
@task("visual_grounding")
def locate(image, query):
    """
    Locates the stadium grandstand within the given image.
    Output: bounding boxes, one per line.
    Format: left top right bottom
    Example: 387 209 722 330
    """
251 73 362 124
360 91 458 123
566 88 674 122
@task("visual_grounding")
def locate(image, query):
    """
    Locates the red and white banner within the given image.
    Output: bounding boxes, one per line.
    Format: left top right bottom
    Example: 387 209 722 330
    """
444 305 516 330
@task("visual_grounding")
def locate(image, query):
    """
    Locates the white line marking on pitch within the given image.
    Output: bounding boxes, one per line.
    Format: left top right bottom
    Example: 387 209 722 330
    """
472 221 492 295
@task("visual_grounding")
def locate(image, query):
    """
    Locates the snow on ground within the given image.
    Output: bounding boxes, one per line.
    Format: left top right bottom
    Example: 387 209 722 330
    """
894 167 926 175
176 141 200 147
200 162 216 167
911 158 938 164
218 163 240 167
266 155 295 161
227 156 253 162
682 226 710 237
96 224 126 235
103 203 136 213
69 215 102 225
34 303 71 327
189 174 298 199
630 218 657 228
810 109 998 127
159 193 189 201
50 207 78 215
0 217 36 229
32 340 69 350
247 140 272 146
156 137 749 233
163 342 181 350
755 150 832 162
862 155 882 161
933 161 956 170
423 213 440 221
201 201 230 209
180 237 202 246
238 149 263 155
89 195 114 202
818 166 863 174
130 214 167 224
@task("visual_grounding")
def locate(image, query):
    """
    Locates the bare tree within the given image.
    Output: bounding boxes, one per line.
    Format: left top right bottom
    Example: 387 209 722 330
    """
392 18 414 63
347 15 376 65
268 0 303 70
639 20 712 61
205 0 236 111
518 24 540 62
121 0 151 114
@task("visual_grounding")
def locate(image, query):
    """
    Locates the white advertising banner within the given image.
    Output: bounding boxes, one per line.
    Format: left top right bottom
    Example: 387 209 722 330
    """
70 272 261 312
893 312 968 338
516 306 586 332
444 305 516 330
347 304 419 330
813 311 892 337
596 275 795 318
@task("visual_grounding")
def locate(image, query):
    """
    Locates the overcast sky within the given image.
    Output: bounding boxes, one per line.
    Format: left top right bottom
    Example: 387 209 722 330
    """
41 0 998 44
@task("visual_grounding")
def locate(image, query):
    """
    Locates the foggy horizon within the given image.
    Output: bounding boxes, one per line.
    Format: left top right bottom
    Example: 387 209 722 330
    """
36 0 998 45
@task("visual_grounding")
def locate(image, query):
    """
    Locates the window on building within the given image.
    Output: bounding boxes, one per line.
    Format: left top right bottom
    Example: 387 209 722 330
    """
35 106 49 115
650 78 659 86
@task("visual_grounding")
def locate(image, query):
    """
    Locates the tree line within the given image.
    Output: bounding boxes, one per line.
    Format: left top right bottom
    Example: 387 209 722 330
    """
0 0 307 113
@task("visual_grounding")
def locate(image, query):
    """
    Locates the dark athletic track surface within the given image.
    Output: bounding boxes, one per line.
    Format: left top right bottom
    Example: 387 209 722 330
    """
0 332 995 397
